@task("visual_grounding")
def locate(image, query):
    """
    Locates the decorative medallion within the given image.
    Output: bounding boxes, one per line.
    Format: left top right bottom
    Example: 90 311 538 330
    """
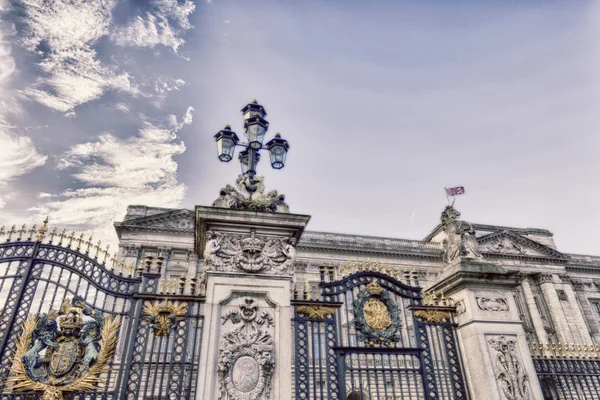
142 300 188 337
6 296 120 400
218 298 274 400
353 280 402 346
296 305 336 320
477 297 509 312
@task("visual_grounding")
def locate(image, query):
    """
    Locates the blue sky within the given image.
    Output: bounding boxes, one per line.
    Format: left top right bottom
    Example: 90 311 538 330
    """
0 0 598 254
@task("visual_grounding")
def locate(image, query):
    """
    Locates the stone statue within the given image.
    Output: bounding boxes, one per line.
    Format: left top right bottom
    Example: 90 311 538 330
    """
462 223 483 259
441 206 483 266
211 174 290 213
279 237 297 274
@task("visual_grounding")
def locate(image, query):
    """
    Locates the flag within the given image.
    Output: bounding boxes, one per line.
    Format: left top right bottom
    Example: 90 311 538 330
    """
445 186 465 197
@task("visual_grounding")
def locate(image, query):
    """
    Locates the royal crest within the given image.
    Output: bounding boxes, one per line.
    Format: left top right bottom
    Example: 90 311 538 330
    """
6 296 120 400
353 280 402 346
204 230 297 275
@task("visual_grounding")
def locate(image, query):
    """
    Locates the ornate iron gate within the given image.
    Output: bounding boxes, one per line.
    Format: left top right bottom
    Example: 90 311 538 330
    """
0 223 204 400
292 266 469 400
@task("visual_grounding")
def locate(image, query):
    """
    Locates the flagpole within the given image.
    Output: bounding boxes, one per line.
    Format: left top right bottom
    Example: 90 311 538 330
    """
444 187 450 206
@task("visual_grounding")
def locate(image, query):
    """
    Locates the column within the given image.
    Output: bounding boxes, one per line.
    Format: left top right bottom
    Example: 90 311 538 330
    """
537 273 572 344
564 279 593 343
521 278 548 344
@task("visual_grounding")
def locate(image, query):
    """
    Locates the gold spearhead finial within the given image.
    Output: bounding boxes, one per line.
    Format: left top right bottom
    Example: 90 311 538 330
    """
36 217 49 242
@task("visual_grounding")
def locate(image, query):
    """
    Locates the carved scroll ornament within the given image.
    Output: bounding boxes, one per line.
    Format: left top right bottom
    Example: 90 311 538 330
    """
488 335 530 400
6 296 120 400
477 297 509 312
218 298 274 400
205 230 296 275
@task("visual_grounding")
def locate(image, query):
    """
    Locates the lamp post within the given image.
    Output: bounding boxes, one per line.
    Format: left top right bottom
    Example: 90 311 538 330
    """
214 100 290 196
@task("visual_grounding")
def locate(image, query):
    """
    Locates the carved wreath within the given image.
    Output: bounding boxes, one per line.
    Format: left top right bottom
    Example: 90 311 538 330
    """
353 287 402 346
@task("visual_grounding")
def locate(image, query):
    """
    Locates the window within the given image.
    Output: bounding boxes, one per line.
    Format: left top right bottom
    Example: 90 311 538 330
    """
591 302 600 322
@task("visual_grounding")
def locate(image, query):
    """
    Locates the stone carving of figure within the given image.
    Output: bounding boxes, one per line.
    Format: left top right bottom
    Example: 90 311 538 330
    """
441 206 463 266
462 223 483 259
441 206 483 266
205 231 225 269
280 237 297 273
22 314 59 379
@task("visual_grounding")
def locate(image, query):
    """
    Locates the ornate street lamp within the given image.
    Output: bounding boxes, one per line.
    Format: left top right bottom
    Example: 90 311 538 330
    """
214 100 290 194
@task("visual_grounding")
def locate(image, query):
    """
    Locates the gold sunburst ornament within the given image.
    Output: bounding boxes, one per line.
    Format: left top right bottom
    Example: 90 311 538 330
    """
5 299 120 400
143 300 188 337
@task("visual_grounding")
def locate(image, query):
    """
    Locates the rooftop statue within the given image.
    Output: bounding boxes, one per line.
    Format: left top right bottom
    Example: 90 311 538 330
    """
212 175 290 213
441 206 483 266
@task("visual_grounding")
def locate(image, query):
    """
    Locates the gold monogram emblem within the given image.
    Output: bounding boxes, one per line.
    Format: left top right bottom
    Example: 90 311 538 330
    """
363 299 392 331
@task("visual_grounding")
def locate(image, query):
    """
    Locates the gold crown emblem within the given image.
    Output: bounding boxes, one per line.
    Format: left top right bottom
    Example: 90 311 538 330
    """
366 281 383 296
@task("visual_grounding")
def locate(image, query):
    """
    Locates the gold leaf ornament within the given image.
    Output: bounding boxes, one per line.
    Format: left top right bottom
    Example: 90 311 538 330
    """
296 305 336 320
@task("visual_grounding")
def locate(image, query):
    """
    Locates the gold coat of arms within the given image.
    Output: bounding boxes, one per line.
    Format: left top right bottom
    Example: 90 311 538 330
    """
6 296 120 400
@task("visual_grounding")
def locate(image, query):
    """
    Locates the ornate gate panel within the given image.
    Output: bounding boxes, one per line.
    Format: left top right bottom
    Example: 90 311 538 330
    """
293 266 469 400
0 222 204 400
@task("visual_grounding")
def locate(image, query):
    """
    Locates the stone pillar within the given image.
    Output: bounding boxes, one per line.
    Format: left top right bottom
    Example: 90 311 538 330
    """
521 277 549 344
194 206 310 400
537 273 572 344
564 279 593 343
430 261 544 400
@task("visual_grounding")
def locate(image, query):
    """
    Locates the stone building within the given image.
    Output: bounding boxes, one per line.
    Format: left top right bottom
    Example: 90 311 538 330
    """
110 175 600 400
1 174 599 400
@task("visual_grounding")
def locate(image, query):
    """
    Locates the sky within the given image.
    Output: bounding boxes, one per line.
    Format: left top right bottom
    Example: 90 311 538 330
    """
0 0 598 255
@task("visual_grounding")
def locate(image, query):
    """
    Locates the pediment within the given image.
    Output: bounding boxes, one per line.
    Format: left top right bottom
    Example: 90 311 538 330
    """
116 208 194 234
477 230 567 261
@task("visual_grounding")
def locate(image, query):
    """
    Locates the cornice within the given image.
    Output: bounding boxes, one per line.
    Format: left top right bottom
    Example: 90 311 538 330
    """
423 222 553 242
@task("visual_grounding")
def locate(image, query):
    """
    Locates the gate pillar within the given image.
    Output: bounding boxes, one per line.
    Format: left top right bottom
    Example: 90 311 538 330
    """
194 206 310 400
428 261 544 400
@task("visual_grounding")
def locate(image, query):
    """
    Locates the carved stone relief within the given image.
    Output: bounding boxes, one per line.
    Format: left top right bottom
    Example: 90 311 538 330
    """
535 273 553 285
204 230 296 275
477 297 509 312
212 174 290 213
556 290 568 301
487 335 530 400
218 297 274 400
455 300 466 315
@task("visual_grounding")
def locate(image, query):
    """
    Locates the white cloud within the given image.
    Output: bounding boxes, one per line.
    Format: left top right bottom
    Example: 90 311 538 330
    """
110 0 196 52
19 0 137 112
32 107 194 247
0 14 46 209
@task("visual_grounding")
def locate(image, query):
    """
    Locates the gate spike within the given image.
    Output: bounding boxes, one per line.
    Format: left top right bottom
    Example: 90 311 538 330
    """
57 229 67 246
6 225 16 241
48 227 58 244
94 240 102 259
27 224 37 241
85 236 93 254
102 244 110 264
75 233 84 250
16 224 27 241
